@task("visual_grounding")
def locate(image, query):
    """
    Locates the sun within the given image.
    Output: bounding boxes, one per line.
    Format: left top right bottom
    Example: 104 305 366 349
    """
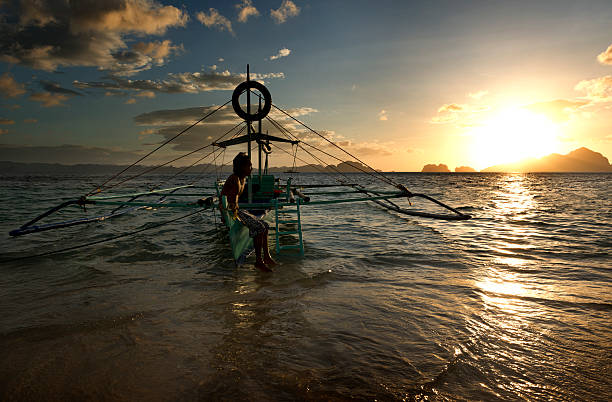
468 107 562 169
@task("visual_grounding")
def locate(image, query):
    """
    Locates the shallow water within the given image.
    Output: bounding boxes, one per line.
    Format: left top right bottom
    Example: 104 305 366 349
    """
0 173 610 401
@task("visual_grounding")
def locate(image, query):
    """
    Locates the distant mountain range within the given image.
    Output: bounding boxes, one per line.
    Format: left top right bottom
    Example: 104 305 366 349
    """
2 147 610 176
0 160 379 176
420 147 612 173
481 147 612 172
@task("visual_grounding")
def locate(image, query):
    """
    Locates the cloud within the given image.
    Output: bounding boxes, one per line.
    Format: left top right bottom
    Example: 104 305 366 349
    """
0 118 15 124
236 0 260 23
0 129 8 135
69 1 188 35
133 104 317 151
575 76 612 102
437 103 465 113
378 110 388 121
0 73 26 98
196 8 234 35
597 44 612 65
24 118 37 123
74 69 284 94
468 90 488 100
134 105 240 126
133 40 183 64
271 0 300 24
136 90 156 98
29 92 69 107
0 0 187 74
107 40 184 76
132 103 387 164
39 80 83 96
524 99 588 122
268 48 291 60
125 98 137 104
430 103 483 124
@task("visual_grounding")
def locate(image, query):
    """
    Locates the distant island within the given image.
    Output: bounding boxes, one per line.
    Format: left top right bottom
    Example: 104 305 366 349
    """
419 147 611 173
455 166 476 172
421 163 451 172
482 147 612 173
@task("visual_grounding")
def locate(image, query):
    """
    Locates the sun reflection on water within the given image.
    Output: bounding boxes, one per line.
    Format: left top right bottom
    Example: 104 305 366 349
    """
494 174 535 216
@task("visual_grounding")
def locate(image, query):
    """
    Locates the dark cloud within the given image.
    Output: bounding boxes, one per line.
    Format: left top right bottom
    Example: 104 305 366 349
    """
133 104 316 151
73 70 285 94
0 0 187 74
39 80 83 96
134 105 239 125
0 143 147 164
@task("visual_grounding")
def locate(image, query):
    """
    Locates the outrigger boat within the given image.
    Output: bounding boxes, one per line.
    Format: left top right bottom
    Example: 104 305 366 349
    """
7 65 471 265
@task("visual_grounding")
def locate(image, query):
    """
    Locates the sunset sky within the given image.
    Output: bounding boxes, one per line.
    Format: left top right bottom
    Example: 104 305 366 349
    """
1 0 612 171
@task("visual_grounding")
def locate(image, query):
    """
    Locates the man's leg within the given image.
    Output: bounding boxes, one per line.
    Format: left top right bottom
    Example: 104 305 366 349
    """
262 230 276 265
254 233 272 271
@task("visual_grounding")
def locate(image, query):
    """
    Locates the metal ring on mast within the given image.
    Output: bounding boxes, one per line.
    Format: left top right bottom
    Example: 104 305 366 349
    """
232 80 272 121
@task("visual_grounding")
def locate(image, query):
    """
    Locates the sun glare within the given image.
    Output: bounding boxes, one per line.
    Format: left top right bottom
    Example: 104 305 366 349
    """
468 108 562 169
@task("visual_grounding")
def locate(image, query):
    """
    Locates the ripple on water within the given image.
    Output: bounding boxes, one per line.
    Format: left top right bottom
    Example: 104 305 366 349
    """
0 172 610 400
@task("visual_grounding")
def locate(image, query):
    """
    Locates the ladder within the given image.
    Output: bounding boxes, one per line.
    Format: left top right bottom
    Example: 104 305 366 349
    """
274 198 304 256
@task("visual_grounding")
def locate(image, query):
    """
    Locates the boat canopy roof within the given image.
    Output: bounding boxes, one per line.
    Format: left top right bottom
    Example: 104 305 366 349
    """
213 132 298 148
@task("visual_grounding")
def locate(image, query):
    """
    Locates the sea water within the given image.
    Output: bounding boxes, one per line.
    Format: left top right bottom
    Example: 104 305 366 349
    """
0 173 610 400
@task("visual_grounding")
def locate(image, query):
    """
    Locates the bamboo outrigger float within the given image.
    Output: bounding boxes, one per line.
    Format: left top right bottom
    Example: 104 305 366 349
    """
7 65 471 265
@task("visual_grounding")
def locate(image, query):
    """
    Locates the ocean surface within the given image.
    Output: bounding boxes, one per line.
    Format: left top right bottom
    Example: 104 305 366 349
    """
0 172 610 401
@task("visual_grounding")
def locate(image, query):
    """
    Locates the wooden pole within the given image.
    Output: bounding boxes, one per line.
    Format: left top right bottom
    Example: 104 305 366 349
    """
246 64 252 203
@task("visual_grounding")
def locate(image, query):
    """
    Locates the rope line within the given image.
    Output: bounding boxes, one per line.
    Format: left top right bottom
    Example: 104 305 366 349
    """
1 208 208 264
99 121 245 193
265 114 398 188
265 116 356 184
150 121 246 190
269 102 402 189
90 100 232 195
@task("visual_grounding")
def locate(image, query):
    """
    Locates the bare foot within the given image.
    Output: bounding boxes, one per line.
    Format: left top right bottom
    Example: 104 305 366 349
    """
255 261 273 272
263 256 276 267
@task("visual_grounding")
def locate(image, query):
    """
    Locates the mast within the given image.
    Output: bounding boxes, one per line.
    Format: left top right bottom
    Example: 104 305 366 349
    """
246 64 252 203
258 96 262 182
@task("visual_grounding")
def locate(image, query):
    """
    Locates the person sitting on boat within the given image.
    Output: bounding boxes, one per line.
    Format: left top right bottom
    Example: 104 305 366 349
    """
220 152 276 271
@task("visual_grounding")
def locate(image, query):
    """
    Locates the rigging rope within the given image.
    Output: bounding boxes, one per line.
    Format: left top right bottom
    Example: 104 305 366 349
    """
1 208 208 264
97 121 245 193
265 114 398 188
149 122 246 190
269 102 404 189
90 100 232 195
265 116 364 184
